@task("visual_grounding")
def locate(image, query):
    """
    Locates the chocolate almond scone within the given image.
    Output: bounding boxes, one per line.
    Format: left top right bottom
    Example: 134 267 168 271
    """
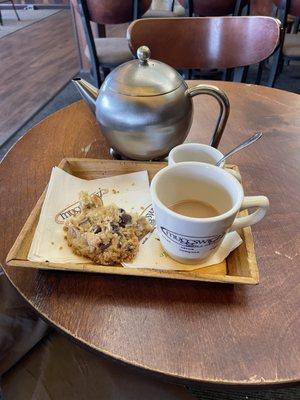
63 192 152 265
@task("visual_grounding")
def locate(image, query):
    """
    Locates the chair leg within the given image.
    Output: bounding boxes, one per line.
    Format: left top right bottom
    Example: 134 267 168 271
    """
0 10 3 25
234 0 243 16
95 67 102 88
97 23 106 38
11 0 20 21
279 58 285 72
242 65 249 82
133 0 142 20
267 47 282 87
89 66 102 88
286 20 292 33
102 67 110 79
232 66 248 82
255 61 264 85
292 16 300 33
184 0 193 17
223 68 233 81
169 0 175 11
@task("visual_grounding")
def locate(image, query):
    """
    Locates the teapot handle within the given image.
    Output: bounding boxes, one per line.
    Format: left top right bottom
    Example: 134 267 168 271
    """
186 84 230 148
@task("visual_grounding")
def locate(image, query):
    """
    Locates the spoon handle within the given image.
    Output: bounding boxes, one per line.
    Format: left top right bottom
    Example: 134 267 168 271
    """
216 132 262 167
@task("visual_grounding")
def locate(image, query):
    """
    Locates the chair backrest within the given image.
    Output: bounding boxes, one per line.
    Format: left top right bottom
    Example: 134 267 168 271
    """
178 0 248 16
127 17 281 70
86 0 152 24
273 0 300 17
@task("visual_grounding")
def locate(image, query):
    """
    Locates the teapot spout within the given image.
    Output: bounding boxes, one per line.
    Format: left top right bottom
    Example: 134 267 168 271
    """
72 78 98 112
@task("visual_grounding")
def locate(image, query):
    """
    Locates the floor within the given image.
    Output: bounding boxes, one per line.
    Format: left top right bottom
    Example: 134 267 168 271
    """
0 9 60 38
13 0 69 4
0 9 79 146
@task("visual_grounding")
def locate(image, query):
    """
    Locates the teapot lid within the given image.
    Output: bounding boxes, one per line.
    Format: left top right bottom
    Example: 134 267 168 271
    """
103 46 183 97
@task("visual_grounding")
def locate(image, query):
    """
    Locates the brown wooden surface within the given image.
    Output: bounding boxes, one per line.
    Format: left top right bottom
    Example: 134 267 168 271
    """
0 10 79 146
1 81 300 386
128 17 281 69
251 0 274 15
6 159 258 285
86 0 151 24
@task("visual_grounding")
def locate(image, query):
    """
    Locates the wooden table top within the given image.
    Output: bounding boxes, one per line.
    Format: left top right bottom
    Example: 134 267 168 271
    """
1 81 299 387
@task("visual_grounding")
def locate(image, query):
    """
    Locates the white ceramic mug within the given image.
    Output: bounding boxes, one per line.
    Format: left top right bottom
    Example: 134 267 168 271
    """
150 162 269 264
168 143 241 181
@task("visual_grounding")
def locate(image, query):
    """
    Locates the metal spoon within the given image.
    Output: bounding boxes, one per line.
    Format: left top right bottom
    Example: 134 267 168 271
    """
216 132 262 167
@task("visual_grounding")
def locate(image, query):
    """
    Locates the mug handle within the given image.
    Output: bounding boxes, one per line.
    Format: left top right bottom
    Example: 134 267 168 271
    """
229 196 269 232
186 84 230 148
225 168 242 183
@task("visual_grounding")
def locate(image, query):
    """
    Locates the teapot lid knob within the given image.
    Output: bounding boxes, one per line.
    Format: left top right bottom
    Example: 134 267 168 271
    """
137 46 151 65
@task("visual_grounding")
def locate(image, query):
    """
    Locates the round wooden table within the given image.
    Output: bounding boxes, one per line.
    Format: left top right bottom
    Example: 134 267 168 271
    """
1 81 299 388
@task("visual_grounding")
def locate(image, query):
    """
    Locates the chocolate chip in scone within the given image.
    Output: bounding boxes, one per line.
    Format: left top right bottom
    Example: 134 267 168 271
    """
99 241 111 250
92 225 102 234
127 244 134 252
119 208 125 213
110 222 120 233
119 213 132 227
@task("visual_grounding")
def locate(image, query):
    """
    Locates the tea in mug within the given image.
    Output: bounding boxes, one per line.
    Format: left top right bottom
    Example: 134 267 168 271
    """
169 199 219 218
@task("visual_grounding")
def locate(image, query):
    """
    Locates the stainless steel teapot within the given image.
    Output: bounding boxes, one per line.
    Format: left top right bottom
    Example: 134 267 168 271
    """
73 46 230 161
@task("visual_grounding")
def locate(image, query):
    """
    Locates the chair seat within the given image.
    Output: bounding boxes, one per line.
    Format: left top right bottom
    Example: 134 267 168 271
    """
283 33 300 58
84 38 133 68
144 8 185 18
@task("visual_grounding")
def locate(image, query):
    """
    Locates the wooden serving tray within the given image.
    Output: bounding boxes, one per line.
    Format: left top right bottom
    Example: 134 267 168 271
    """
6 158 259 285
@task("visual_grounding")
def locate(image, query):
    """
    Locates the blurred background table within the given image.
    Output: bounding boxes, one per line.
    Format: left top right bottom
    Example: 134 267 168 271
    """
0 81 299 388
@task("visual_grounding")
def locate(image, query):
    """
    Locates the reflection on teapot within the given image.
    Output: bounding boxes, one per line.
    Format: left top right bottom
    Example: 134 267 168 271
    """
73 46 230 161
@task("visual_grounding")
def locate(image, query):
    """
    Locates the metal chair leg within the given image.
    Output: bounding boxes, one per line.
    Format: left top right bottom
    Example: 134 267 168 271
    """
133 0 142 20
232 66 248 82
0 10 3 25
11 0 20 21
184 0 193 17
267 47 282 87
95 67 102 88
102 67 110 79
292 16 300 33
255 61 264 85
223 68 233 81
167 0 175 11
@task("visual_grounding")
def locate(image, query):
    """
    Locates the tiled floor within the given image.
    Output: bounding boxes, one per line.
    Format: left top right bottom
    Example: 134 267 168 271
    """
0 9 79 146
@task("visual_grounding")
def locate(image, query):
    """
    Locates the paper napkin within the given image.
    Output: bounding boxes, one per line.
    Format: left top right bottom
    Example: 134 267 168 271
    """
28 167 242 270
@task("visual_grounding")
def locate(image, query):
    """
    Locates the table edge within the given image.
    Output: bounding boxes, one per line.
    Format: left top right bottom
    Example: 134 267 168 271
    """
2 262 300 388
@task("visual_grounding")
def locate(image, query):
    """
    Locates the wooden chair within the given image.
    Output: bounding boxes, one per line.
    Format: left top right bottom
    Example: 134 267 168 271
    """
178 0 249 17
268 0 300 86
127 16 281 82
77 0 140 88
77 0 185 88
83 0 151 25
